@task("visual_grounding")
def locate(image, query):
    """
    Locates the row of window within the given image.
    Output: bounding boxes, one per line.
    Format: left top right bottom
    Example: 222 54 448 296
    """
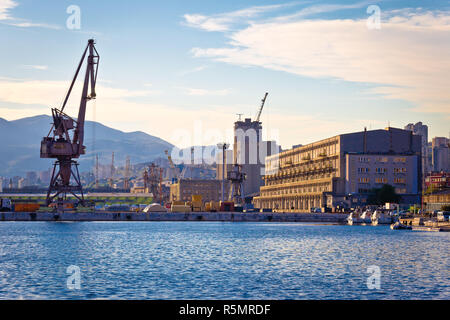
357 167 407 174
358 157 407 163
262 184 331 196
358 177 406 184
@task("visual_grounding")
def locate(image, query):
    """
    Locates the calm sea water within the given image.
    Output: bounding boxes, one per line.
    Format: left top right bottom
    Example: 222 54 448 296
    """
0 222 448 300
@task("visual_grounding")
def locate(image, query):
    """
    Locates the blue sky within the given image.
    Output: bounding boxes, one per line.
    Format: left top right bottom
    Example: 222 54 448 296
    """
0 0 449 149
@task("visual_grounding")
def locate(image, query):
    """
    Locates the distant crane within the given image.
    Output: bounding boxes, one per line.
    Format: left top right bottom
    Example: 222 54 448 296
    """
124 156 131 190
145 163 163 203
40 39 99 205
227 164 246 205
164 149 179 183
254 92 268 123
95 153 99 189
109 151 115 188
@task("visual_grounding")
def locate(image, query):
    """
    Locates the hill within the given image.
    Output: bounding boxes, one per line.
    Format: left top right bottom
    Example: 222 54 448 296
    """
0 115 174 176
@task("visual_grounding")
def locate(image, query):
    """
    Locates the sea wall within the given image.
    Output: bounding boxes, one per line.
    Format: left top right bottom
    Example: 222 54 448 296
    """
0 211 347 223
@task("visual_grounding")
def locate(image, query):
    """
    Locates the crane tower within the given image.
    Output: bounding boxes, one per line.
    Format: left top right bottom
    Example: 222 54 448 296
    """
40 39 99 205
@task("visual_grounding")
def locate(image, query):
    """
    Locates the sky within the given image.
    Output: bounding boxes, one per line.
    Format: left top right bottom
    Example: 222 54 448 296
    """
0 0 449 150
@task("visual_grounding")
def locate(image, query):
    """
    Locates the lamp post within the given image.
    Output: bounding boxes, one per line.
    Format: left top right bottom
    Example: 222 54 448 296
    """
217 143 229 202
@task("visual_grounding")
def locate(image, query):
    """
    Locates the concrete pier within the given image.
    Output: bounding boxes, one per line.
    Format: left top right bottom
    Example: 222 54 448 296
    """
0 211 348 223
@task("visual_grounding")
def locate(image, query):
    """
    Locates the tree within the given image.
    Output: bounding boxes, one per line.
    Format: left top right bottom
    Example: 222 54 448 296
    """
367 184 401 205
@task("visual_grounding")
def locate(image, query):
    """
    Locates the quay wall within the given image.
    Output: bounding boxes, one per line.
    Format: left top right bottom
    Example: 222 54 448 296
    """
0 211 347 223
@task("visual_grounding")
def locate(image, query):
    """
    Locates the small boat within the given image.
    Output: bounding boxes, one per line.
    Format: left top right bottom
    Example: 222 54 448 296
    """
372 210 394 225
390 222 412 230
347 211 364 225
360 210 372 224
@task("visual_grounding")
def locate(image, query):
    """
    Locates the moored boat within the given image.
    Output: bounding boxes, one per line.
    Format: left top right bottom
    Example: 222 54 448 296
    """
372 209 394 225
390 221 412 230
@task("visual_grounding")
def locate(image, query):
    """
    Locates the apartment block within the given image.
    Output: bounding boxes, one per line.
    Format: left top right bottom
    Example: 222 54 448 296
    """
253 127 421 212
404 122 429 175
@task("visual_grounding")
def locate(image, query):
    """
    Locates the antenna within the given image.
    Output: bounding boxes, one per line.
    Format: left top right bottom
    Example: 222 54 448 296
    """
236 113 243 121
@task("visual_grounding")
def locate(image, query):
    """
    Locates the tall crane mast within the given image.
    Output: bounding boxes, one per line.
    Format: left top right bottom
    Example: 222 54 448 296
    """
255 92 268 123
165 149 180 183
40 39 99 205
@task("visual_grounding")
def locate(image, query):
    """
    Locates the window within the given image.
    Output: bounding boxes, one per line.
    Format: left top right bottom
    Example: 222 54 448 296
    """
394 168 407 174
394 178 406 184
358 157 369 163
358 177 370 183
358 167 370 173
375 178 388 184
394 157 406 163
375 168 387 174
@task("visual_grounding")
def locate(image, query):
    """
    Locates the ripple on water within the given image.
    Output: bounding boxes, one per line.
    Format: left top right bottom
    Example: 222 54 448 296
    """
0 222 448 300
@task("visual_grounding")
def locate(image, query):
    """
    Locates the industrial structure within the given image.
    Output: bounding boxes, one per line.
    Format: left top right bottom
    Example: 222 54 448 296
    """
229 93 280 199
253 127 422 212
170 179 230 203
40 39 99 205
227 164 246 205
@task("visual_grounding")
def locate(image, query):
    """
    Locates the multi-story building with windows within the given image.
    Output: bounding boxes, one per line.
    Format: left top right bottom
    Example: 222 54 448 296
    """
170 179 230 202
253 127 421 212
405 122 429 175
431 137 449 172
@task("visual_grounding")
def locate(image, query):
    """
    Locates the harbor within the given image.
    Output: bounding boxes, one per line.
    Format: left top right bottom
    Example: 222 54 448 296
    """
1 211 348 223
0 221 448 300
0 0 449 304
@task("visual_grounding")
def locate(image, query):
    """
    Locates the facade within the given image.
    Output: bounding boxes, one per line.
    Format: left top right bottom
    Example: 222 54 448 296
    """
170 179 230 202
405 122 429 174
423 189 450 212
425 172 450 190
431 137 449 172
233 118 280 197
253 127 422 212
216 149 233 181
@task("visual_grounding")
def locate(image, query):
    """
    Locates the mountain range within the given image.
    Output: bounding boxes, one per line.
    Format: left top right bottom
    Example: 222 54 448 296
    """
0 115 174 177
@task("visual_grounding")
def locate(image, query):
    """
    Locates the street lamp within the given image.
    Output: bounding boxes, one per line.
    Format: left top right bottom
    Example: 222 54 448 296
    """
217 143 229 202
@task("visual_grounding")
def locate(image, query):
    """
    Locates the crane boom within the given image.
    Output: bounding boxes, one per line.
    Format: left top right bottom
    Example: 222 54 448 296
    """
255 92 268 123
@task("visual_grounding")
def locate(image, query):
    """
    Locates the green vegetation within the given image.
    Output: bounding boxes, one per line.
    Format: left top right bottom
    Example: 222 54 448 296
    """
367 184 401 205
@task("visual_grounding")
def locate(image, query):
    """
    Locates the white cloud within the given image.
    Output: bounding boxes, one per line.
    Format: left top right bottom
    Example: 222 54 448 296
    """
191 8 450 114
0 0 17 20
177 65 208 76
0 0 61 29
270 0 372 22
180 87 230 96
5 20 60 29
0 79 154 106
21 65 48 70
182 2 300 32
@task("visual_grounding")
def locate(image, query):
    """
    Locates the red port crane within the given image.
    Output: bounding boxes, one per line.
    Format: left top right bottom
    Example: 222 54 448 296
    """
40 39 99 205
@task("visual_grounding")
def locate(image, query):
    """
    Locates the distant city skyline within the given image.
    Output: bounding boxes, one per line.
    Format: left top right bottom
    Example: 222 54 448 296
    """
0 0 449 149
